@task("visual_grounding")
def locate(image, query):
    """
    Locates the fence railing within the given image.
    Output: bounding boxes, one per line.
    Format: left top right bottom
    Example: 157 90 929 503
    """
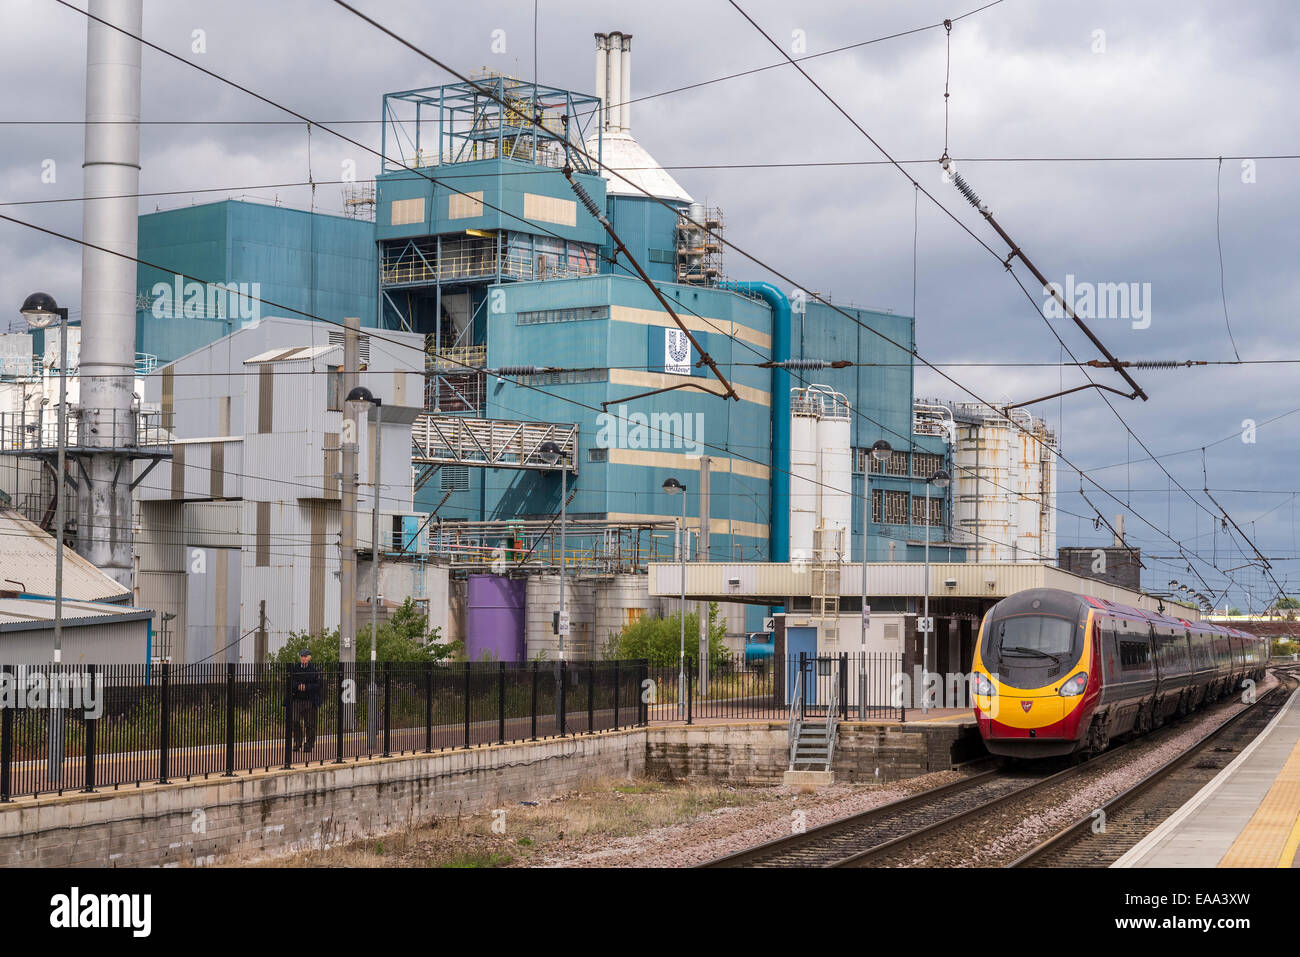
644 653 905 724
0 660 648 802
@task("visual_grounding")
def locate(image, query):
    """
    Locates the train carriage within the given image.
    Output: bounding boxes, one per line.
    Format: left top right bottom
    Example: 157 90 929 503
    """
972 588 1267 758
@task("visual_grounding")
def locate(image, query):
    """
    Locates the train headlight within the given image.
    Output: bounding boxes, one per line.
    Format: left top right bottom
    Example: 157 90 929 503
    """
972 672 995 696
1058 672 1088 697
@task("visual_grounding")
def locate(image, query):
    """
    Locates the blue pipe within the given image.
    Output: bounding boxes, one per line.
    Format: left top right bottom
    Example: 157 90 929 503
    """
720 281 791 562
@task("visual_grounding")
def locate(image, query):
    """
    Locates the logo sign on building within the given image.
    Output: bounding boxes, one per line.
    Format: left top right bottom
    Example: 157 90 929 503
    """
664 328 691 376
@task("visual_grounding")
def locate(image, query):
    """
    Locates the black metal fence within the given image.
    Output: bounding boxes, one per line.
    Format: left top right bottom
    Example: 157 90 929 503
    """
0 660 648 801
645 652 905 724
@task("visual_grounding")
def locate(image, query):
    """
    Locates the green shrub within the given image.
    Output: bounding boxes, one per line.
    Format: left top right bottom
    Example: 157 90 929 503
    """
603 602 729 669
269 598 462 664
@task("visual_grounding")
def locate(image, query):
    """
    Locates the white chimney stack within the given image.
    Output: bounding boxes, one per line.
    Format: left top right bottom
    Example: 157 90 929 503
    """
78 0 144 589
594 31 633 133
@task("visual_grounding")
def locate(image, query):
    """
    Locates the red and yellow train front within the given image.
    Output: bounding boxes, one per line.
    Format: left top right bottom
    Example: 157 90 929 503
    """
970 591 1102 757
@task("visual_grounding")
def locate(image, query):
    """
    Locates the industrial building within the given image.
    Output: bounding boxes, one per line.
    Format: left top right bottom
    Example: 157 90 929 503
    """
99 27 1067 663
136 199 378 366
131 317 436 662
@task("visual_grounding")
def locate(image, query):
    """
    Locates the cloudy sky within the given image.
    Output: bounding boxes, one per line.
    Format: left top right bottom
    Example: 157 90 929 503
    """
2 0 1297 610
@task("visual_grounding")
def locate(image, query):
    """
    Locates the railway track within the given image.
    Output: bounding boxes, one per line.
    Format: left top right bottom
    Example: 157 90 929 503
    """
1012 668 1300 867
702 672 1290 868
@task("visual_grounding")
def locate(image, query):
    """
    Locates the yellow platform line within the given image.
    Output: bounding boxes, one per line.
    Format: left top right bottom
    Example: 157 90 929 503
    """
1278 805 1300 868
1219 728 1300 867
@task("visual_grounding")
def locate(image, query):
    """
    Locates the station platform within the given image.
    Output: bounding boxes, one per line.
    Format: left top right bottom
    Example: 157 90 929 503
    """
1115 683 1300 868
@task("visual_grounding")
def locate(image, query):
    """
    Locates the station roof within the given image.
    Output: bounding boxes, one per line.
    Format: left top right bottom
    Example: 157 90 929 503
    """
0 598 152 633
0 509 132 603
648 560 1192 620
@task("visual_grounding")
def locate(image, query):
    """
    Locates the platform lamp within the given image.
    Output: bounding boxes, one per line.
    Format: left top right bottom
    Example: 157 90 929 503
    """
346 385 381 748
21 293 69 781
922 468 951 714
663 477 688 719
539 440 570 660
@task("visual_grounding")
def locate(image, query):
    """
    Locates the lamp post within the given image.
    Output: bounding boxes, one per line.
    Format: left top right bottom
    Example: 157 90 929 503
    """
663 477 688 719
922 468 951 714
862 440 892 646
857 440 892 719
21 293 69 780
539 441 569 659
347 386 381 748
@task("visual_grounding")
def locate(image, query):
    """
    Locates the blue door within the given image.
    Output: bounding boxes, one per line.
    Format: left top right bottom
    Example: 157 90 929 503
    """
786 626 818 706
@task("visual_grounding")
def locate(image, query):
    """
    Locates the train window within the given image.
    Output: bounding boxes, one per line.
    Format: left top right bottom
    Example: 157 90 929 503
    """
993 615 1075 656
1120 639 1150 670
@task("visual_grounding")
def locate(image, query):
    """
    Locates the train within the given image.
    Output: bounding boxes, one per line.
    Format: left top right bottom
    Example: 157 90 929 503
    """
971 588 1268 758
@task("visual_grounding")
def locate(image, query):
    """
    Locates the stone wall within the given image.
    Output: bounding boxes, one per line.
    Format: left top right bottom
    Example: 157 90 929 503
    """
0 729 645 868
646 721 981 785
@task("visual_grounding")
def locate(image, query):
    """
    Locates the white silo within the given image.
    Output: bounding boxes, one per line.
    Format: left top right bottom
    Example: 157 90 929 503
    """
788 388 820 563
814 387 852 561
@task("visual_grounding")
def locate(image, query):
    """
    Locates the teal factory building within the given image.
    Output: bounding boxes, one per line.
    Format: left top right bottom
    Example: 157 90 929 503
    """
136 71 965 595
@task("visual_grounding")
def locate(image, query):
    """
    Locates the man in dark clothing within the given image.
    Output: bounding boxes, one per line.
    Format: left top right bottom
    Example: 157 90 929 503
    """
290 648 322 752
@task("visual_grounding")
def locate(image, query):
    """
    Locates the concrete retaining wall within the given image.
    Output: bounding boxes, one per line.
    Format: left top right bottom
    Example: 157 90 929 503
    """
0 729 645 868
646 721 981 785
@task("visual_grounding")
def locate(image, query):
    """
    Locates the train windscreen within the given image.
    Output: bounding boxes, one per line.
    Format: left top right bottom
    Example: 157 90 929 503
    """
983 614 1080 686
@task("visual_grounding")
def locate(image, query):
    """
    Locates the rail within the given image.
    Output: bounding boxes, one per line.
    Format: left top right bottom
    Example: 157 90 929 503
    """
0 408 172 455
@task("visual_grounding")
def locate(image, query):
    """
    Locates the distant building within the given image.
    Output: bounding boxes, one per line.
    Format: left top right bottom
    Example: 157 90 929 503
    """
915 400 1057 563
1058 545 1142 592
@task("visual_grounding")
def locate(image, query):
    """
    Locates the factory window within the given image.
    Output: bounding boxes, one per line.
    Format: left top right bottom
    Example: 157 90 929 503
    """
447 191 483 220
440 466 470 491
871 488 882 523
517 306 610 325
649 248 675 264
568 244 599 274
911 495 942 527
523 192 577 227
869 451 909 476
882 490 908 525
327 366 342 412
391 197 427 226
588 447 608 463
913 452 943 478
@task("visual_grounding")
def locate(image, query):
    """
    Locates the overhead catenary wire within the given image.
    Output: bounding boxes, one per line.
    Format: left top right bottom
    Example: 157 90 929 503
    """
30 0 1268 599
718 0 1276 595
328 1 1255 583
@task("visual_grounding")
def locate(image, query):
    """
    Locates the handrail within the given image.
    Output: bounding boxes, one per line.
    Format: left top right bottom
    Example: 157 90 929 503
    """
788 666 803 770
824 664 840 771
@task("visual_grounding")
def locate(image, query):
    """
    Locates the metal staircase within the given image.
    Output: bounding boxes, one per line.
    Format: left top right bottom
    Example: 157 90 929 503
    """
788 666 840 772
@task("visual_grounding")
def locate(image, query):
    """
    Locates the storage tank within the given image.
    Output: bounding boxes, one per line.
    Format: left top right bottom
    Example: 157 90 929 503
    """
466 574 526 661
814 386 852 560
788 388 820 563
